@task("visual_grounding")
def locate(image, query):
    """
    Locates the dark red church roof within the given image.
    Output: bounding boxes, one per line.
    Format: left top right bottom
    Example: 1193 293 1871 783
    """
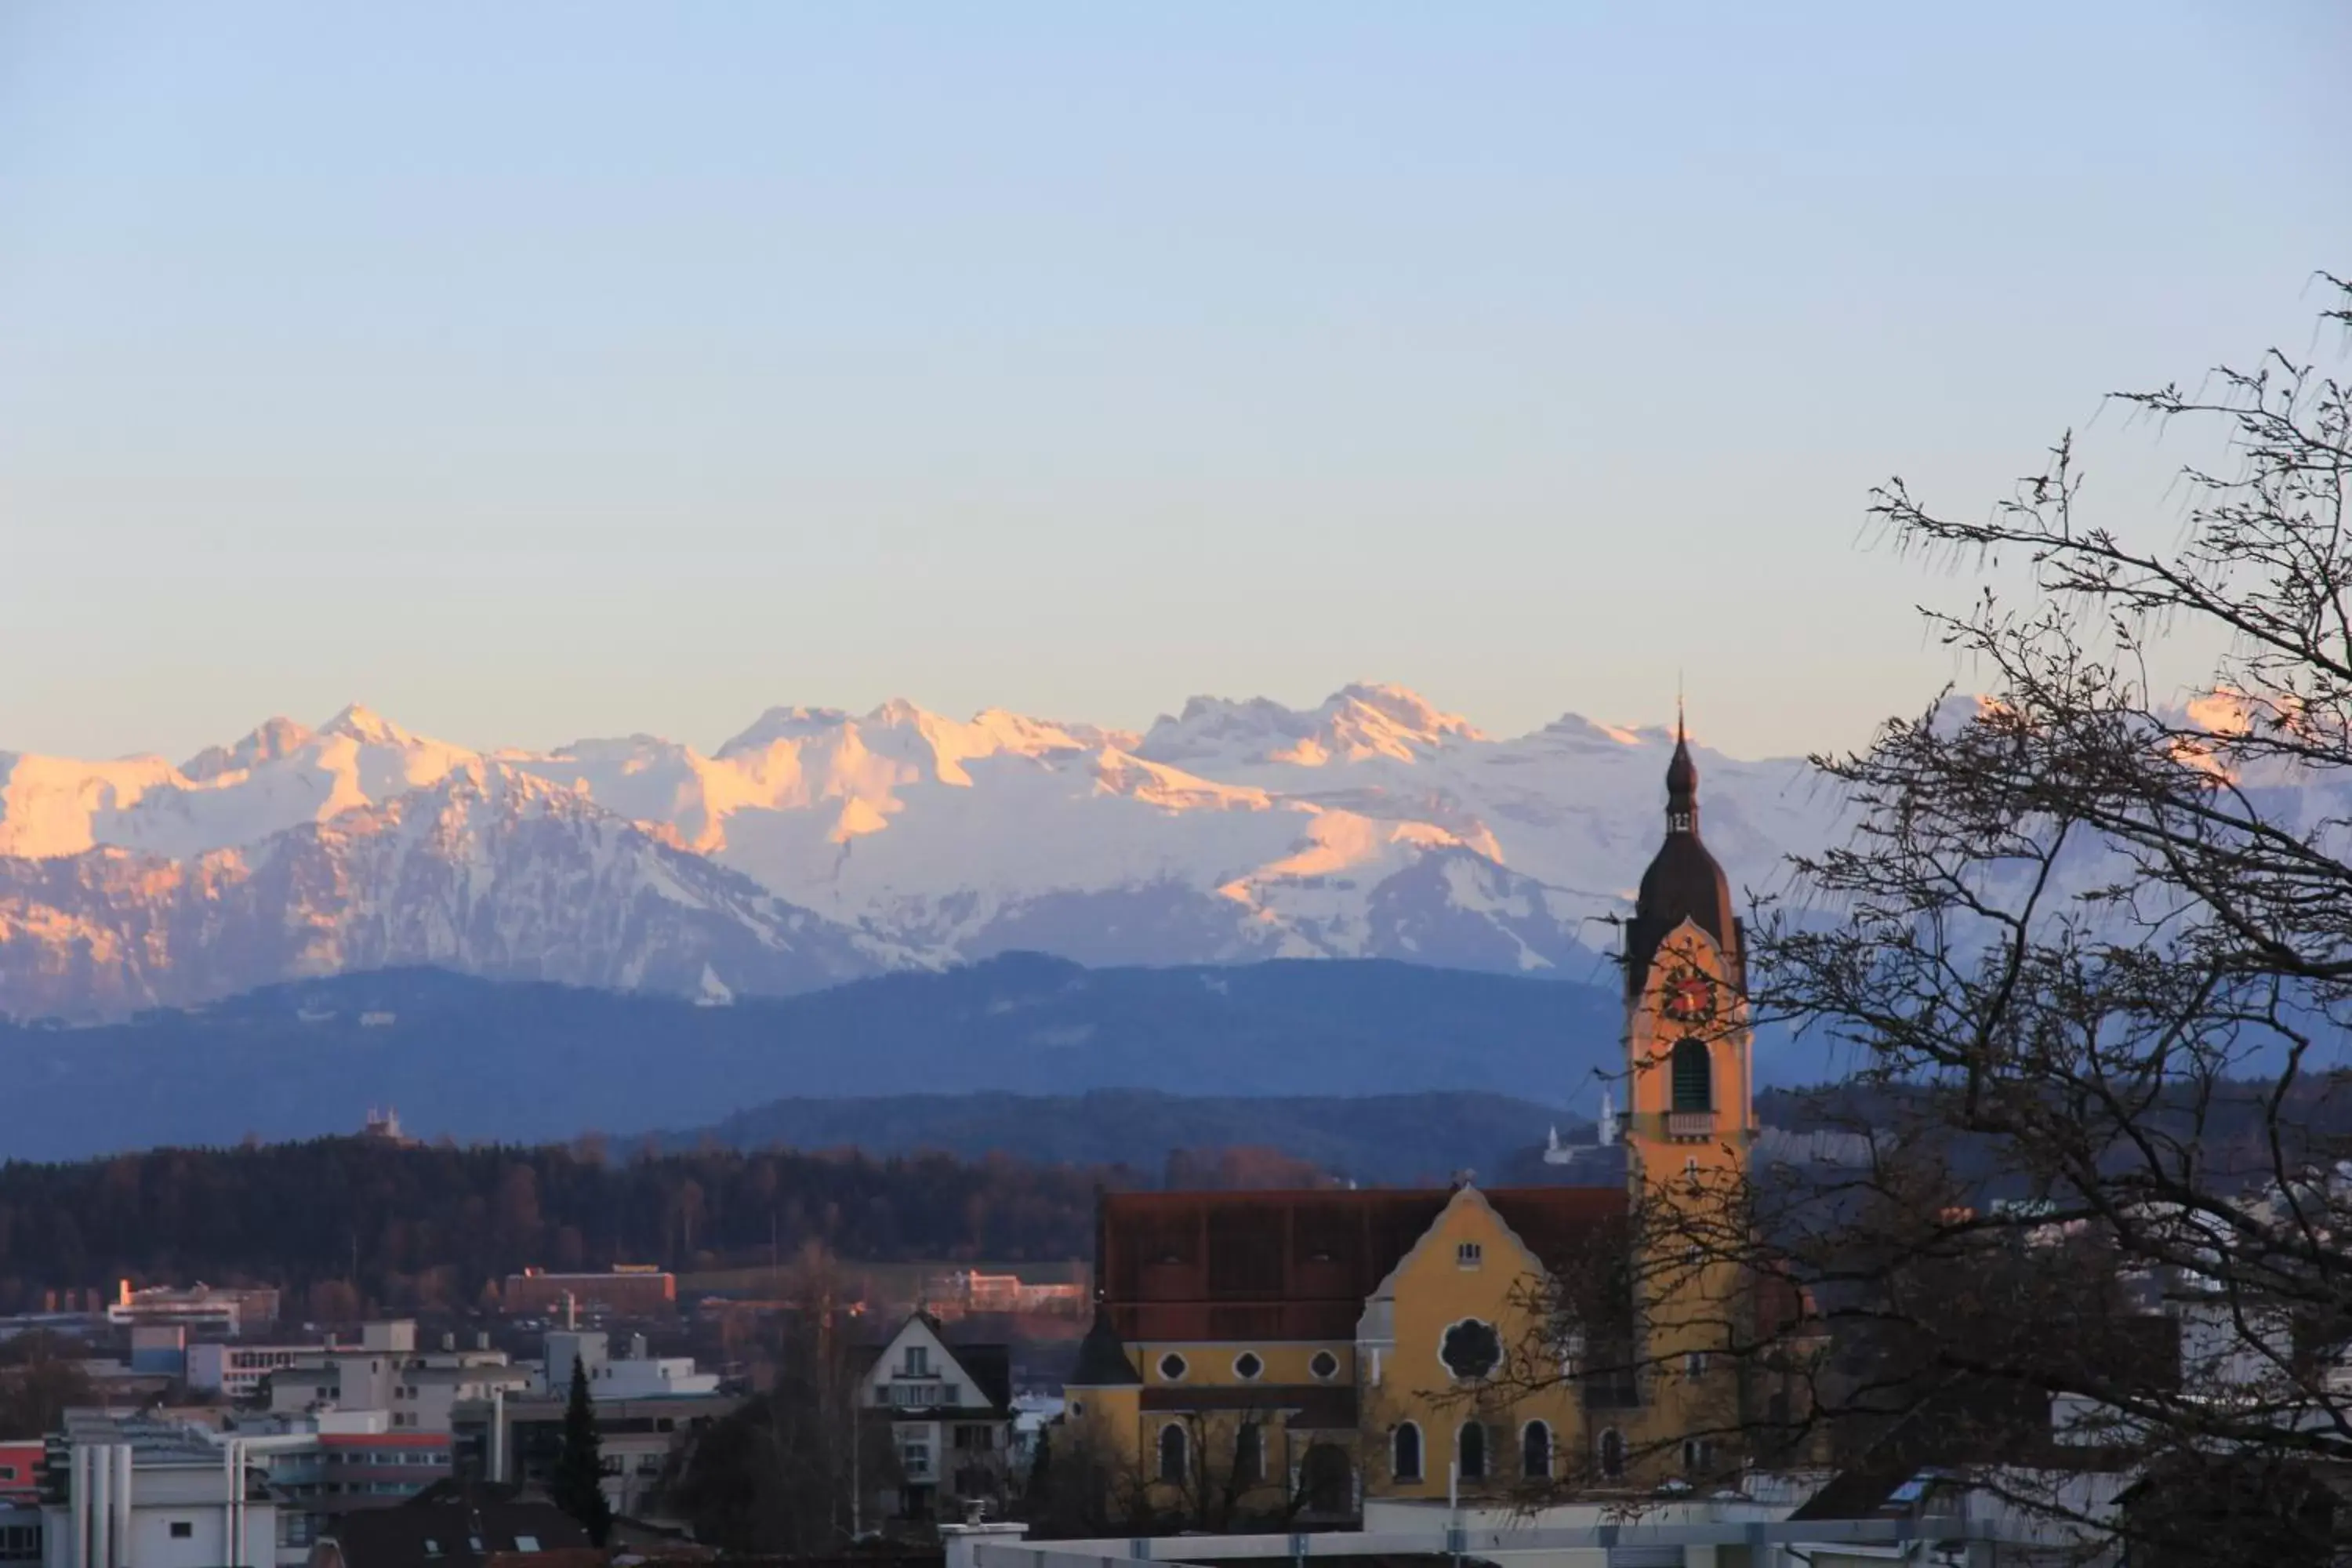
1096 1187 1627 1343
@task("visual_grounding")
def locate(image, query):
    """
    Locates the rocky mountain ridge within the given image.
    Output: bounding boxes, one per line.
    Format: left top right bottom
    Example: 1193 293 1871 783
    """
0 684 1831 1017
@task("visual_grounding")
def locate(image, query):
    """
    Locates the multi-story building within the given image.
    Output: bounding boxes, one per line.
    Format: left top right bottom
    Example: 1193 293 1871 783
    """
221 1413 452 1556
263 1324 529 1432
449 1392 737 1523
105 1284 281 1340
499 1269 674 1320
855 1314 1015 1522
188 1343 326 1403
1063 725 1818 1524
0 1445 44 1507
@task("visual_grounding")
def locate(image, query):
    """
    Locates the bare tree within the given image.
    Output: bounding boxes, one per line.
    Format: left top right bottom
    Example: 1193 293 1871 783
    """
1736 274 2352 1563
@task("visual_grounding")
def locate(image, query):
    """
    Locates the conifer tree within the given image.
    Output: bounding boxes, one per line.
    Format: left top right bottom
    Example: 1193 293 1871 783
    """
552 1356 613 1544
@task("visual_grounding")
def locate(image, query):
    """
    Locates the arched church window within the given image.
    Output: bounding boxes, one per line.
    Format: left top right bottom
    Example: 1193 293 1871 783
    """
1233 1421 1262 1483
1598 1428 1625 1479
1157 1422 1189 1483
1671 1037 1712 1112
1521 1420 1552 1479
1457 1421 1487 1481
1392 1421 1423 1482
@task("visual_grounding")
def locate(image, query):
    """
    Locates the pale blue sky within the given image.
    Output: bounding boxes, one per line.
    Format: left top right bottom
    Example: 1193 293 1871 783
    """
3 3 2347 762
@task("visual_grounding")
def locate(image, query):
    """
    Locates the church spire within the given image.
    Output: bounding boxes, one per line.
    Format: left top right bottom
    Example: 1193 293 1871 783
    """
1665 705 1697 837
1624 705 1738 997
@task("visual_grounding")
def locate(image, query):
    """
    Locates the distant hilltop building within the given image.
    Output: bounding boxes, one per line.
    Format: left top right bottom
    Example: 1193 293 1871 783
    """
358 1107 418 1146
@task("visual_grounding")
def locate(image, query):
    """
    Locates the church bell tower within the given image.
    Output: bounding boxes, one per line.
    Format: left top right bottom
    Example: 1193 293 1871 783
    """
1621 712 1754 1185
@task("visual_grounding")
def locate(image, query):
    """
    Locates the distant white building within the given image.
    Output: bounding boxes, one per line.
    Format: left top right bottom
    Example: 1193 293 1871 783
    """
539 1330 719 1401
263 1323 529 1432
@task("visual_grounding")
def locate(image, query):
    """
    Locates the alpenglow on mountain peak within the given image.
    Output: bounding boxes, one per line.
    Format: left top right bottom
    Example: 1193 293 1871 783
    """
0 683 1843 1019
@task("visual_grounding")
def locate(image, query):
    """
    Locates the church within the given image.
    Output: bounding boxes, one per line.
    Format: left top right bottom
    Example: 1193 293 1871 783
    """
1060 721 1815 1521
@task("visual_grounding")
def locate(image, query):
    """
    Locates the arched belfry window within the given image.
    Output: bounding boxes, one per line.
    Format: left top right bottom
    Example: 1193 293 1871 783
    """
1670 1037 1712 1112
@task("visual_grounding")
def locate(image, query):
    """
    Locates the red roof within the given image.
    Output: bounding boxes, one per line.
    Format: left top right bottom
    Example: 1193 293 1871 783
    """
1098 1187 1627 1342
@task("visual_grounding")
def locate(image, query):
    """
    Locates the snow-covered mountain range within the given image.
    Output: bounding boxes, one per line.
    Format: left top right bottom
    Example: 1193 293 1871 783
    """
0 684 1839 1018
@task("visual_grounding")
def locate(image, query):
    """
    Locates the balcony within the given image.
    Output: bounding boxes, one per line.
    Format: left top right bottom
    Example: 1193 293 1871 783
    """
1665 1112 1715 1142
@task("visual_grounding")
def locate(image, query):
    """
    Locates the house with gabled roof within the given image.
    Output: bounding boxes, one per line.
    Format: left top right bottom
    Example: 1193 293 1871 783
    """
853 1313 1015 1523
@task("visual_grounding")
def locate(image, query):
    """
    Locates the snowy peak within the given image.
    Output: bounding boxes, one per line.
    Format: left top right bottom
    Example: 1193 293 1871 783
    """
1138 682 1482 768
319 703 422 748
183 716 314 782
717 706 854 757
1305 682 1486 761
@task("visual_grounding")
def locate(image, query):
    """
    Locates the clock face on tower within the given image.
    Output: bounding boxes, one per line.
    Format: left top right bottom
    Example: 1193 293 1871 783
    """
1661 964 1716 1023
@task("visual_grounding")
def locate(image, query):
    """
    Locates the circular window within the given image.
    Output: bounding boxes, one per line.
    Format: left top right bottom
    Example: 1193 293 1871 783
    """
1309 1349 1340 1381
1439 1318 1502 1381
1158 1352 1188 1381
1232 1352 1263 1381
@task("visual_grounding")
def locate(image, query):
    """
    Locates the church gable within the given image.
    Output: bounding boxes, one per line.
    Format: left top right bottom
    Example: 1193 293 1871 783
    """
1367 1185 1545 1306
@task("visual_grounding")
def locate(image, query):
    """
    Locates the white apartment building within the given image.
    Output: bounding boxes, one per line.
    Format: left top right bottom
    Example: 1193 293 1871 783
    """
264 1323 529 1430
188 1344 322 1402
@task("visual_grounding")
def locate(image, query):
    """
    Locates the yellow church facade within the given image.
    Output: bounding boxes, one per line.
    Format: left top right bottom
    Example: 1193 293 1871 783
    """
1062 720 1811 1524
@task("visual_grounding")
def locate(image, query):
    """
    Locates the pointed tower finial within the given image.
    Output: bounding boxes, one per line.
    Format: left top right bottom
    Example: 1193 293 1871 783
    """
1665 697 1697 836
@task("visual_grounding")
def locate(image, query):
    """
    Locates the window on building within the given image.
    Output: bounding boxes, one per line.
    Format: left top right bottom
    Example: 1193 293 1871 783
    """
1457 1422 1486 1482
1308 1350 1339 1381
1233 1422 1262 1484
905 1345 930 1376
1156 1423 1188 1484
1670 1038 1711 1112
1683 1439 1714 1475
0 1467 13 1481
902 1442 931 1479
1455 1241 1483 1269
514 1538 539 1553
1598 1428 1625 1480
1521 1421 1552 1479
1232 1352 1263 1381
1684 1352 1709 1377
1157 1352 1188 1382
169 1523 194 1541
1383 1420 1421 1486
1068 1399 1083 1418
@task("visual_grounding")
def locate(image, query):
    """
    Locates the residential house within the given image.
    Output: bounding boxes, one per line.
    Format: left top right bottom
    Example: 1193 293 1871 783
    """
857 1314 1015 1523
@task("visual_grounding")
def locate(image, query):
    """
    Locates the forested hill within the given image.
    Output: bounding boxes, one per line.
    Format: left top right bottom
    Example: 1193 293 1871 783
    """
0 1137 1113 1319
658 1088 1573 1189
0 957 1641 1162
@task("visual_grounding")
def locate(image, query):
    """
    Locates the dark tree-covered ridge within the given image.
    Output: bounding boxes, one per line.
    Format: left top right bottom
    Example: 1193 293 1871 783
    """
0 1136 1110 1317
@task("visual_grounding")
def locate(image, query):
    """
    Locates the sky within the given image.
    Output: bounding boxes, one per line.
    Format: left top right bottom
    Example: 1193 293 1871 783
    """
2 3 2349 764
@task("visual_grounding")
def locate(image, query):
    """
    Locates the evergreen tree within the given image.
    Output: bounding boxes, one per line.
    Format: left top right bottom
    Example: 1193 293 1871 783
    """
1027 1423 1051 1501
551 1356 613 1544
